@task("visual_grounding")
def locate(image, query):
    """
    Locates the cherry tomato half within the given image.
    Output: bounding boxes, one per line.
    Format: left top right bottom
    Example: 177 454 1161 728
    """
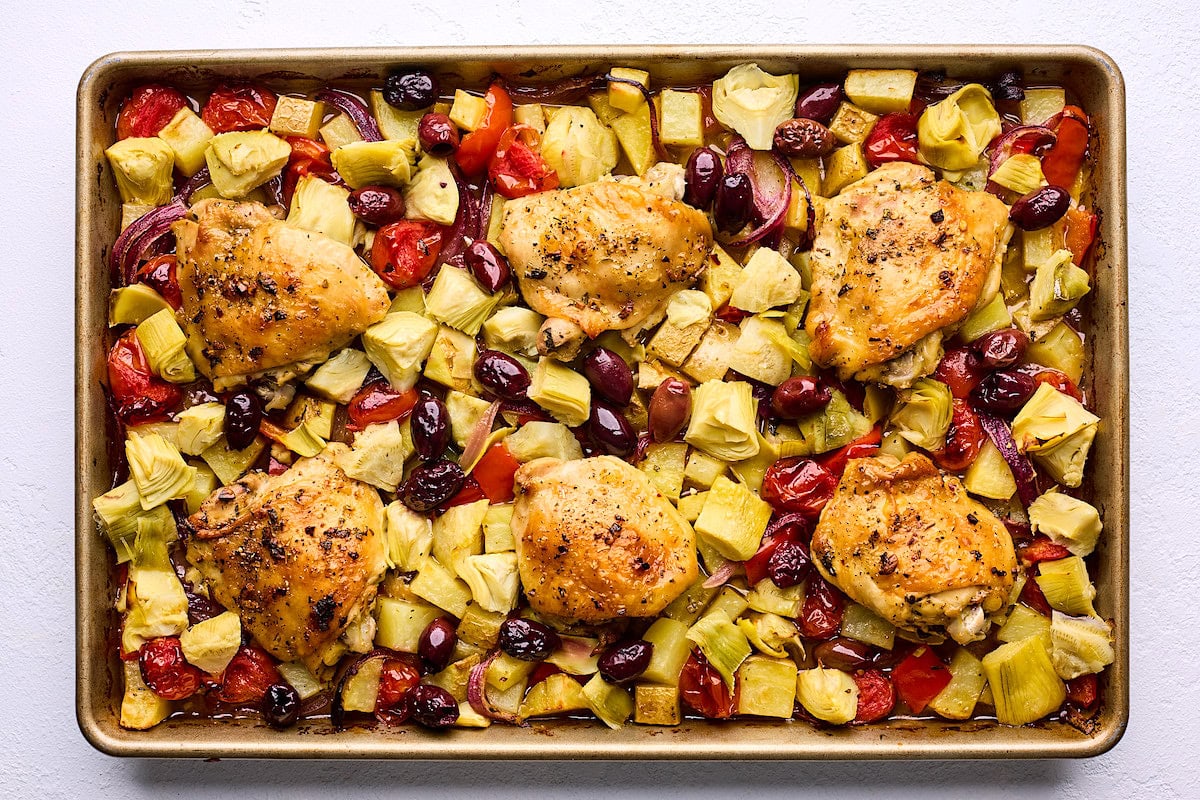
107 330 182 425
797 574 845 639
455 84 514 176
375 655 422 719
679 651 737 719
347 380 418 430
851 669 896 724
369 220 444 290
864 113 920 169
281 136 335 207
489 124 559 198
934 346 987 400
471 442 521 503
136 254 182 310
930 400 985 471
761 457 838 516
816 427 882 479
139 636 203 700
202 84 278 133
117 84 187 140
216 644 280 706
891 646 952 714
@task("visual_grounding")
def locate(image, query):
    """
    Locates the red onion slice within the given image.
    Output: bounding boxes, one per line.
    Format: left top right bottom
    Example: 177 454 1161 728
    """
987 125 1056 177
177 167 212 203
110 198 188 284
435 165 492 271
460 400 502 471
702 561 738 589
498 73 606 103
467 651 522 724
725 147 796 248
979 413 1041 507
316 89 383 142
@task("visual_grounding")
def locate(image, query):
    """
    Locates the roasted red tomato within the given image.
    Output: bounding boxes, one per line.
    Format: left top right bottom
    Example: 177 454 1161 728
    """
1019 577 1054 617
489 124 559 198
107 330 182 424
369 220 444 290
375 655 422 717
347 380 418 430
816 427 882 478
281 136 335 206
934 346 986 400
471 442 522 503
1018 535 1072 564
202 84 278 133
136 254 182 309
455 84 514 176
679 651 737 719
1066 674 1099 709
797 574 845 639
217 645 280 706
139 636 203 700
117 84 187 140
891 646 952 714
930 400 985 471
761 457 838 516
851 669 896 724
441 474 489 510
864 113 920 169
743 514 811 586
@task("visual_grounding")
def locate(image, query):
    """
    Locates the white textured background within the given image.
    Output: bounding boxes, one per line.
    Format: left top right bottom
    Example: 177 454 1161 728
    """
0 1 1195 797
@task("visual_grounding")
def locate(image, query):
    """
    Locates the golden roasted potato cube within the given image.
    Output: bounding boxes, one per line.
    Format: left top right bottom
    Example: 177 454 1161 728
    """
319 113 363 150
844 69 918 114
828 101 879 144
637 359 690 391
700 244 743 309
513 103 547 134
269 96 324 139
659 89 704 147
677 491 708 522
783 183 810 233
157 107 214 177
684 449 727 489
121 202 155 232
608 67 650 113
682 321 739 384
790 157 824 198
450 90 488 131
611 101 657 176
634 684 681 725
823 143 870 196
647 319 708 367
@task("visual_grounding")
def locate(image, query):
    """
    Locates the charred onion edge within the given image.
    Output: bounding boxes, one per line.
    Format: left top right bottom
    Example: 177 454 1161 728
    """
978 413 1041 507
461 399 503 471
702 561 738 589
467 650 524 725
436 164 492 270
316 89 384 142
988 125 1057 177
329 648 394 729
111 198 188 285
724 140 804 248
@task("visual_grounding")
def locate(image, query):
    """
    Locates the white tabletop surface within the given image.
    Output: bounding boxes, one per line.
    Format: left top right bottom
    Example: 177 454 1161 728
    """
1 1 1195 797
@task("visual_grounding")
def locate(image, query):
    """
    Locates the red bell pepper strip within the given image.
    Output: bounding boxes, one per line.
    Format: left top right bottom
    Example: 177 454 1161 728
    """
455 85 514 177
1041 106 1089 189
471 442 522 503
1064 206 1098 266
891 646 952 714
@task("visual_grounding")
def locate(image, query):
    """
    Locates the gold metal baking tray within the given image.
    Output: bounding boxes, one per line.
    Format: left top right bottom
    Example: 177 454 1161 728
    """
76 44 1128 759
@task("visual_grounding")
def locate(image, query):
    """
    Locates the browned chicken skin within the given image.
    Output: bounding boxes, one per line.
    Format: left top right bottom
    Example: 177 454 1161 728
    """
511 456 699 623
184 445 388 662
806 163 1011 380
810 453 1017 638
172 199 390 387
499 181 713 338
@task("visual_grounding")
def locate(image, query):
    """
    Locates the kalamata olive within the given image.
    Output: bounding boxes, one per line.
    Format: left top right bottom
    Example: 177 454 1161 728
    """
224 390 262 450
773 118 836 158
813 637 876 670
973 328 1030 371
598 640 653 683
1009 186 1071 231
766 540 811 588
795 82 843 123
648 378 692 443
383 69 440 110
713 172 754 234
417 112 460 157
261 682 300 729
498 617 561 661
400 459 466 512
464 240 511 292
589 401 636 458
970 369 1037 414
991 70 1025 103
404 684 460 729
418 617 458 672
581 346 634 405
411 396 450 462
473 350 531 400
347 185 405 226
683 146 724 209
770 376 833 419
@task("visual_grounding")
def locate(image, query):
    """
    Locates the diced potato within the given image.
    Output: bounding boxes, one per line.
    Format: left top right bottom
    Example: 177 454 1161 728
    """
637 359 689 392
582 674 634 728
519 673 590 718
677 491 707 522
611 100 657 176
425 654 481 702
737 656 799 718
928 648 986 720
840 603 896 649
647 319 708 367
1020 87 1066 126
487 652 536 691
608 67 650 113
513 103 547 134
586 91 623 125
964 439 1017 500
684 450 726 489
641 617 692 685
410 558 473 618
450 90 488 131
375 596 443 653
640 442 688 502
844 69 918 114
790 157 824 199
823 143 869 195
828 101 879 144
634 684 681 725
319 113 363 150
700 244 743 309
682 321 739 384
457 604 507 648
121 202 155 232
157 107 214 177
269 95 324 139
659 89 704 147
1022 221 1065 271
340 657 384 712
